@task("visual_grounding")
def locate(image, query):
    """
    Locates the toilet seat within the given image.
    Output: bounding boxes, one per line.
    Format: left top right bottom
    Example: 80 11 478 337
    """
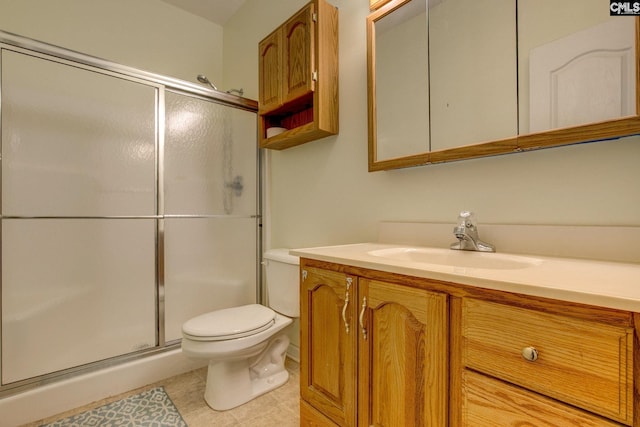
182 304 276 341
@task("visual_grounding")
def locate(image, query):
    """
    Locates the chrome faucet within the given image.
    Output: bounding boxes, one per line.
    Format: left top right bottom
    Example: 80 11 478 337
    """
450 211 495 252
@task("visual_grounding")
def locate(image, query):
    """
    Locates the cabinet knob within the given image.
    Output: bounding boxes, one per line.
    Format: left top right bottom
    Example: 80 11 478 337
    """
521 346 538 362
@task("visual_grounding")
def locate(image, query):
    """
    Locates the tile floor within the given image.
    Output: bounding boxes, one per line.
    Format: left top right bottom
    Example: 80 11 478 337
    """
22 358 300 427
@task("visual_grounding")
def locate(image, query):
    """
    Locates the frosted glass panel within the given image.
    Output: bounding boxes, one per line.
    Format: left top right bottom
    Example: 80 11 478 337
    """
1 50 156 217
1 219 156 384
165 92 257 215
164 217 257 341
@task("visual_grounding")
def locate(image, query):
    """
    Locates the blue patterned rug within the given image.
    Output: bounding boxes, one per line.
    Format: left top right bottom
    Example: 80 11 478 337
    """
40 386 187 427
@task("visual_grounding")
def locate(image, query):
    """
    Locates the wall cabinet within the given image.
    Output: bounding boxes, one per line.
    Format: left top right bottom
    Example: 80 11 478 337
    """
300 263 448 426
299 258 637 426
258 0 338 150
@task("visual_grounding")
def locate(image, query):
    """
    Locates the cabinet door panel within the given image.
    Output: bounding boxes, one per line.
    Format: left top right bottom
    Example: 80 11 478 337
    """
284 3 314 102
359 279 448 427
300 266 357 427
259 29 282 113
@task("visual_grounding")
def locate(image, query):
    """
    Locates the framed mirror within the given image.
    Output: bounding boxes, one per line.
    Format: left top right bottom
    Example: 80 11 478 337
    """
367 0 431 169
367 0 640 171
429 0 517 152
517 0 638 149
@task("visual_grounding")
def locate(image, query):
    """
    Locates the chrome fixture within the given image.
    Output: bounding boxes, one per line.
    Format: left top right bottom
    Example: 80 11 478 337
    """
225 175 244 197
521 346 539 362
197 75 244 97
196 74 218 90
226 88 244 97
450 211 495 252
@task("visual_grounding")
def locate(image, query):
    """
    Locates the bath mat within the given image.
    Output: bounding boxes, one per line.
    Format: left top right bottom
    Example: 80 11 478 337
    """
40 386 187 427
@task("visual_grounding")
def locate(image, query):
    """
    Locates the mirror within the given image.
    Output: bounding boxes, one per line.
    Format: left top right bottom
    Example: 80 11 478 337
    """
367 0 640 171
372 0 430 162
430 0 517 151
518 0 636 134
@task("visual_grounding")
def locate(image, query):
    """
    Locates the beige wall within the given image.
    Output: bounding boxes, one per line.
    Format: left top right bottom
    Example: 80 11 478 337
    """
2 0 638 253
224 0 640 251
0 0 224 85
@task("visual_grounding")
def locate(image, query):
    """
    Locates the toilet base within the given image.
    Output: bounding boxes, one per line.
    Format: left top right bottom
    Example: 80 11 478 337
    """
203 334 290 411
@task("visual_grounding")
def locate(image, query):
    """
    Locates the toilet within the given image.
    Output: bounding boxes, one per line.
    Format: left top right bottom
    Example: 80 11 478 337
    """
181 248 299 411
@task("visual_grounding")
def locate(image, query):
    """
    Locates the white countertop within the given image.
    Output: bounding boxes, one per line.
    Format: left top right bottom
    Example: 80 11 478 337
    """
291 243 640 312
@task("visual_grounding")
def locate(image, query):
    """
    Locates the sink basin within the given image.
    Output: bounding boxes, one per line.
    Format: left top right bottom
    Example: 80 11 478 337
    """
367 247 542 270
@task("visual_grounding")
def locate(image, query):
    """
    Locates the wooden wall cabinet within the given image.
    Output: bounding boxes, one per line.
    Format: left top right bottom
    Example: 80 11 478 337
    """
300 262 448 426
258 0 339 150
299 258 638 426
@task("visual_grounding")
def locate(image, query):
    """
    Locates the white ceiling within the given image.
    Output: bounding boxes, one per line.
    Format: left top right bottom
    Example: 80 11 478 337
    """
160 0 246 26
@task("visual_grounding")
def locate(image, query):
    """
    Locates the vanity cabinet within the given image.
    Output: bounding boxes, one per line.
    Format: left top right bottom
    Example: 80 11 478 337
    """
298 257 638 426
300 262 448 426
258 0 338 150
460 298 634 426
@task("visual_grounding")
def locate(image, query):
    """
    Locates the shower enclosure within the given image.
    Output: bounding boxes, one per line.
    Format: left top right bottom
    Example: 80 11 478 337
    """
0 32 260 393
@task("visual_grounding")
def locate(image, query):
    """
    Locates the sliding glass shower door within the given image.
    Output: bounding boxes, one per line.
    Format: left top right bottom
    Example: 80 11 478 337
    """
0 42 259 388
163 91 258 342
1 49 158 384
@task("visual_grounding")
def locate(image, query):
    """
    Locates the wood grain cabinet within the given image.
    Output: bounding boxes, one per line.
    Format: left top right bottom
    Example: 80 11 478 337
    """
299 262 448 426
258 0 338 150
298 258 638 426
460 298 634 426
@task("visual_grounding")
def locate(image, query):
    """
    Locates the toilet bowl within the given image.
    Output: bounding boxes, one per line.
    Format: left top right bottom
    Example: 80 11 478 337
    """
181 249 299 411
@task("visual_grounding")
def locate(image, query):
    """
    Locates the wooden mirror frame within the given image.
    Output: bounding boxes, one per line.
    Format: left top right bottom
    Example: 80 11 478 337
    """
367 0 640 172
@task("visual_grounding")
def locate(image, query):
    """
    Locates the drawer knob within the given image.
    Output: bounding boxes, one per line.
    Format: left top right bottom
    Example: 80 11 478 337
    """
521 346 538 362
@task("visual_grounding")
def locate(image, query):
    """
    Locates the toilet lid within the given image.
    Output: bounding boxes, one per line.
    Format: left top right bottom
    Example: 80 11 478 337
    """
182 304 276 341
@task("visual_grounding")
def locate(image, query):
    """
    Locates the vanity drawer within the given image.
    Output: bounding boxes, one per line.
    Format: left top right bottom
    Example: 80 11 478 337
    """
461 298 633 424
462 370 625 426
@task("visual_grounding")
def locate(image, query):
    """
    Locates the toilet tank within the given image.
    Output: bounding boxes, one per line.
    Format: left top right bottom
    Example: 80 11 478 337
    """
263 248 300 317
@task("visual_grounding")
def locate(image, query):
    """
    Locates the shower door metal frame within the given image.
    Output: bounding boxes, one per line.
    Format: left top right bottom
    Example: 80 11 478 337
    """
0 30 261 397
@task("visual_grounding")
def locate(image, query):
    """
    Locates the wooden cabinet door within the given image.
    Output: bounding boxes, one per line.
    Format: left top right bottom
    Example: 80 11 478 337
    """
258 28 282 113
283 2 315 103
300 266 357 427
358 279 448 427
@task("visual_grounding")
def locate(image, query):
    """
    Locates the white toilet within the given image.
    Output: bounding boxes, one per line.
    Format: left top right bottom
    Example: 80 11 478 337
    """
181 248 299 411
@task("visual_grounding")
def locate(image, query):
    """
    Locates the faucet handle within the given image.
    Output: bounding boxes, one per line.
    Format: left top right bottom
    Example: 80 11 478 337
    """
457 211 477 229
451 211 495 252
